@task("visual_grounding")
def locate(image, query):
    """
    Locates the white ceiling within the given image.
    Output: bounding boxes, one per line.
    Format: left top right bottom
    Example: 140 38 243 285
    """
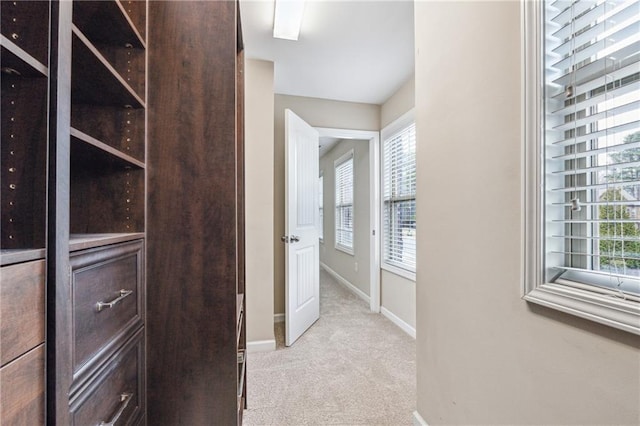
239 0 415 105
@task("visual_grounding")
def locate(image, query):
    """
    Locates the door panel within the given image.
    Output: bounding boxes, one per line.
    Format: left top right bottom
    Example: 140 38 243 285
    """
285 109 319 346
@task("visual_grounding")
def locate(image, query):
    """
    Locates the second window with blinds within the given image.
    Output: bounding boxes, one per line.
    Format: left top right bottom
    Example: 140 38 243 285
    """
382 112 416 279
335 151 354 254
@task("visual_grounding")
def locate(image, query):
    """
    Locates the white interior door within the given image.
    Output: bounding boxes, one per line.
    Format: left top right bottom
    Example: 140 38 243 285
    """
285 109 320 346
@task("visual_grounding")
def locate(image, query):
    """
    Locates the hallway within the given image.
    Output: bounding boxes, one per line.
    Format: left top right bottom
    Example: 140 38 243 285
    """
243 269 416 425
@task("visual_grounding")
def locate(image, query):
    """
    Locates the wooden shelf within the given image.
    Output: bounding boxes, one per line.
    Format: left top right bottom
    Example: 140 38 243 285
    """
73 1 146 49
69 233 144 252
0 36 47 78
71 127 145 170
0 248 45 267
72 26 145 108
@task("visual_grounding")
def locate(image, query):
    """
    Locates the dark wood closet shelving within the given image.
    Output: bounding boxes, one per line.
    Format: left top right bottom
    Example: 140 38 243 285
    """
69 233 145 252
1 2 49 423
0 0 50 66
73 0 146 49
71 127 145 170
0 36 47 78
71 26 145 108
0 249 46 266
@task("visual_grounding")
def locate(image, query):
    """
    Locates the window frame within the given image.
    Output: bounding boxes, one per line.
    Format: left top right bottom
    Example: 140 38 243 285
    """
522 0 640 335
334 150 355 255
319 171 324 243
380 110 417 281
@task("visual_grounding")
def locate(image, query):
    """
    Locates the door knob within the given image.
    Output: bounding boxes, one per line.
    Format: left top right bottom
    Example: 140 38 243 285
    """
281 235 289 243
290 235 300 243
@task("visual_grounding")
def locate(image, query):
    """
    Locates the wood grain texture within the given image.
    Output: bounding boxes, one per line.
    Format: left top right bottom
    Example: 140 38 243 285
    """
47 1 74 423
0 260 45 366
0 344 45 425
147 1 241 424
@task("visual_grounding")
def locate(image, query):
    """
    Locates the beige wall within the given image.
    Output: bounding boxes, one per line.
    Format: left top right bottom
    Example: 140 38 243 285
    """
415 2 640 424
319 139 370 296
381 75 414 128
380 74 416 330
274 95 380 314
380 270 415 329
245 59 275 343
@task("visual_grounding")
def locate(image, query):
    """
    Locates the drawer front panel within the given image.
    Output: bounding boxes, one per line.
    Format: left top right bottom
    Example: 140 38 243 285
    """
0 260 45 366
71 240 144 383
0 344 45 425
71 330 144 426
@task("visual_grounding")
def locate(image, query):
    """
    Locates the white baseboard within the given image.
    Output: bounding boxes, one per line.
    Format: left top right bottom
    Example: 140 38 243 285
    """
320 262 370 304
247 339 276 353
274 313 285 323
412 411 428 426
381 306 416 339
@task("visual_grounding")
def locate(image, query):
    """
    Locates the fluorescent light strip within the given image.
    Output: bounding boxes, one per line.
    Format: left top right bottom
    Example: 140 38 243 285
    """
273 0 305 41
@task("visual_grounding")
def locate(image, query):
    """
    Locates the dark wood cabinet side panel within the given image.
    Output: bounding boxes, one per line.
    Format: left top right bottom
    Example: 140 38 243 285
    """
147 1 239 424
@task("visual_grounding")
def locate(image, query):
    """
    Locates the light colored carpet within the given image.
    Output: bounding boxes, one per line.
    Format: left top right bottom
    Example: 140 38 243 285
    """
243 269 416 426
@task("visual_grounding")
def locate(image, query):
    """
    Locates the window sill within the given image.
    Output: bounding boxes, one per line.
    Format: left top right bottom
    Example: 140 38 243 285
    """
524 282 640 335
381 263 416 282
335 244 354 256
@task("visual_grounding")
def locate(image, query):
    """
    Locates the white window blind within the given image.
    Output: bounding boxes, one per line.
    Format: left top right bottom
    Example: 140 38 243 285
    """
383 123 416 272
335 153 354 252
544 0 640 295
319 173 324 241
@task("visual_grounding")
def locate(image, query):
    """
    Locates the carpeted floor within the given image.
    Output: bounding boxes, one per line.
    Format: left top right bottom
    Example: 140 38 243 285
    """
243 269 416 425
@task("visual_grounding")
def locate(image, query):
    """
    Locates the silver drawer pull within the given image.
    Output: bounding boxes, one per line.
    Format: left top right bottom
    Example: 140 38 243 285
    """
99 392 133 426
96 289 133 312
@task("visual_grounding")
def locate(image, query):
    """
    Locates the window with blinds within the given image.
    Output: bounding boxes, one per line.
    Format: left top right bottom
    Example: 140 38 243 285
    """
335 152 354 252
544 0 640 295
319 173 324 241
382 123 416 272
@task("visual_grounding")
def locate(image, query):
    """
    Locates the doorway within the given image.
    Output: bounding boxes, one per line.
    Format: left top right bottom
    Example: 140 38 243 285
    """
316 128 380 313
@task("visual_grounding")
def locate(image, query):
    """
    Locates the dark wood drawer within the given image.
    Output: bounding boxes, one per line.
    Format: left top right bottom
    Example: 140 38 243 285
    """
0 344 45 425
0 260 45 366
70 240 144 389
70 330 145 426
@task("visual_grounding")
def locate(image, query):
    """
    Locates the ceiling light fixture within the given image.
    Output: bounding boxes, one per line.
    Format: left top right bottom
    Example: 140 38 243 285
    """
273 0 305 41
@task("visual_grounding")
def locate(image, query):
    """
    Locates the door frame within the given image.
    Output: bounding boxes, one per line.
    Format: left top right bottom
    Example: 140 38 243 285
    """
316 127 381 313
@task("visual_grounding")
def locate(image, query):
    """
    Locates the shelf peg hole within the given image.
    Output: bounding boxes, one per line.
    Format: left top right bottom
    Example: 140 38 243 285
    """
124 105 132 109
1 67 21 76
9 184 16 190
125 43 133 49
9 167 16 173
11 33 19 40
